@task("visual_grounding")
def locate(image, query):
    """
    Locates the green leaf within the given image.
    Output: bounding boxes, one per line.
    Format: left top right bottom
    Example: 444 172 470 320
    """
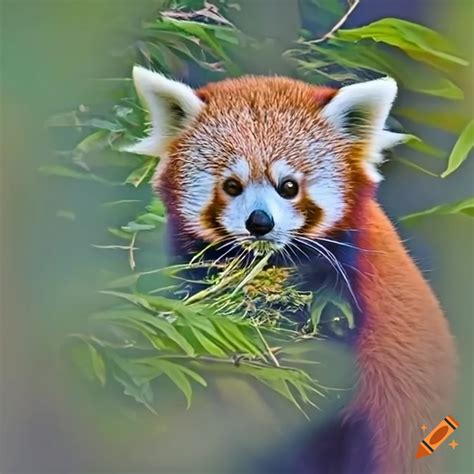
39 165 96 181
215 318 262 356
259 378 307 418
99 291 155 311
394 107 468 134
174 364 207 387
404 135 444 158
87 118 124 133
404 77 463 100
92 308 196 356
147 198 166 216
121 221 156 232
400 197 474 224
440 120 474 178
69 339 106 386
190 327 227 356
106 273 142 289
295 39 463 100
158 18 240 74
125 157 158 187
156 360 193 408
75 130 112 154
136 212 166 225
114 372 157 414
396 158 438 178
101 199 142 208
337 18 468 71
111 357 165 385
136 293 199 318
185 316 238 353
107 227 135 240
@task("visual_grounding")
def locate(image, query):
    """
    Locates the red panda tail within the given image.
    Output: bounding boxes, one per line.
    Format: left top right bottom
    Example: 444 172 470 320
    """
350 200 457 473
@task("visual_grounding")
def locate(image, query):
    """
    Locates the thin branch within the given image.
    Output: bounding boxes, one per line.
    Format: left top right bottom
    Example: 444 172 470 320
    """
156 354 299 372
129 232 138 271
308 0 360 44
254 324 281 367
230 251 273 296
93 244 139 250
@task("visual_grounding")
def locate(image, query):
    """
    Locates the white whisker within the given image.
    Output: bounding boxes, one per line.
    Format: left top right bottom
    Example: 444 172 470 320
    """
292 234 360 310
317 236 385 255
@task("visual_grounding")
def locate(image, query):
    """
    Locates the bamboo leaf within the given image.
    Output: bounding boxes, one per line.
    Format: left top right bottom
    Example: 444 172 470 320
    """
337 18 468 71
396 158 439 178
174 364 207 387
190 327 227 356
395 107 467 134
400 197 474 224
440 120 474 178
92 309 196 356
121 221 156 232
125 157 158 187
157 360 194 408
101 199 142 208
215 318 262 356
99 291 155 311
69 338 107 386
259 378 307 418
39 165 97 181
404 135 444 158
113 372 157 414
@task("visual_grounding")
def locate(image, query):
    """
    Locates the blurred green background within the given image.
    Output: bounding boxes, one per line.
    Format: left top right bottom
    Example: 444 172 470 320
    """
1 0 472 473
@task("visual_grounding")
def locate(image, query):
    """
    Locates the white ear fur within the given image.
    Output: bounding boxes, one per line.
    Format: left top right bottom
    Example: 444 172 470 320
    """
124 66 204 156
321 77 407 182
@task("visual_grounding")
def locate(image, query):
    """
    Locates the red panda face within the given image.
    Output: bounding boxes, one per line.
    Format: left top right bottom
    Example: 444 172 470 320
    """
161 86 353 250
127 69 405 254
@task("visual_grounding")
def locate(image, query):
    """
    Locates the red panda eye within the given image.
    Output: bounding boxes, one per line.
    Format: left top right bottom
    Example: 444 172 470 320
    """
223 178 243 197
277 179 299 199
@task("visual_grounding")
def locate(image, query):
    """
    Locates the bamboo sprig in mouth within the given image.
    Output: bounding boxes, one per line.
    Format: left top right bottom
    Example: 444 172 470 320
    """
184 241 274 305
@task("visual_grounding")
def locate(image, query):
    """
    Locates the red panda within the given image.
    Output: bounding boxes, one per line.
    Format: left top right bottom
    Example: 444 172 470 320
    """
126 66 457 474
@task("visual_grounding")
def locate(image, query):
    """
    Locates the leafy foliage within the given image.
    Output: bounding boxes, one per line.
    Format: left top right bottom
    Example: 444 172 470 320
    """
67 250 330 415
48 0 472 415
286 13 473 198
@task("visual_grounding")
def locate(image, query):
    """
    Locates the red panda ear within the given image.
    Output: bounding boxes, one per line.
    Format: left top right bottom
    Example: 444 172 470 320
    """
320 77 407 182
123 66 204 156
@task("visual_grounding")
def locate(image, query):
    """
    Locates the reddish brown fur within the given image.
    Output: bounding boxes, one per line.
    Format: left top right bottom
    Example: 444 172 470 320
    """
350 200 457 473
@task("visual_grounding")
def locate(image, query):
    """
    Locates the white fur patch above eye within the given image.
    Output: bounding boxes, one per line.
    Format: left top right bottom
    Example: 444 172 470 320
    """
124 66 204 157
270 160 303 183
226 158 250 182
321 77 407 182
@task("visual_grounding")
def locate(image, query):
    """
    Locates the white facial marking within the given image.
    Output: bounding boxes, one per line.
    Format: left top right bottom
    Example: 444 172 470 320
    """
180 169 215 231
306 153 345 233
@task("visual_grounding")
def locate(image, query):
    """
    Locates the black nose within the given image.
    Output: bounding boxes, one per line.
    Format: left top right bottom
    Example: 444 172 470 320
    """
245 210 274 236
